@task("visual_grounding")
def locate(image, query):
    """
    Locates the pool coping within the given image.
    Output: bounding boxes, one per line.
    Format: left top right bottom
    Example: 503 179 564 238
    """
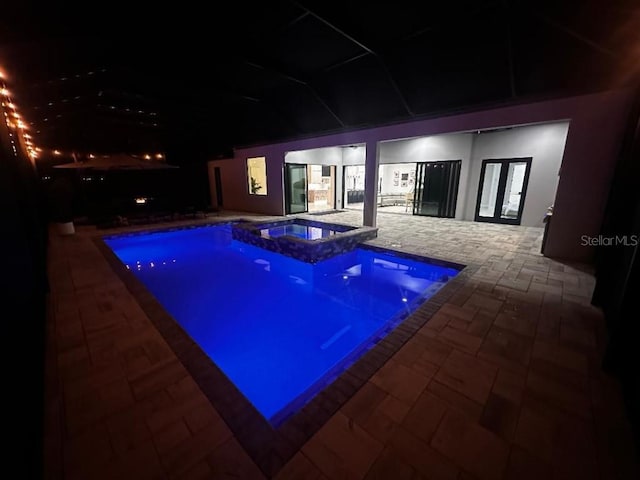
94 219 479 478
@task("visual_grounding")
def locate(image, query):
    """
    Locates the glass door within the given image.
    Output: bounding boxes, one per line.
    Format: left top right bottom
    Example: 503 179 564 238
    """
413 160 461 218
475 158 532 225
284 163 308 214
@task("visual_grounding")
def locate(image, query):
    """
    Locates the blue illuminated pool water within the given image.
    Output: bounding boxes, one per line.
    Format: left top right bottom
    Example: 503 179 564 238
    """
104 224 460 424
260 223 337 240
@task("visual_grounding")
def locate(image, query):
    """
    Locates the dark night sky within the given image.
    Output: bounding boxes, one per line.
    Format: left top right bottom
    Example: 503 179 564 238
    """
1 1 639 167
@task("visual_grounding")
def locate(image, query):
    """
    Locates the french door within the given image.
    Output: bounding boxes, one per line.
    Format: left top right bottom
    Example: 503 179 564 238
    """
474 158 532 225
284 163 308 214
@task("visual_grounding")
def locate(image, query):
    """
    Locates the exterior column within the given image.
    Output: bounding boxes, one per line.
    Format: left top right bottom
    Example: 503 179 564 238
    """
335 165 344 209
363 140 379 227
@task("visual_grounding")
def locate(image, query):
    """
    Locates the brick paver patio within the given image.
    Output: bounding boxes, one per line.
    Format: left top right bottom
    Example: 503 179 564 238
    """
44 211 639 479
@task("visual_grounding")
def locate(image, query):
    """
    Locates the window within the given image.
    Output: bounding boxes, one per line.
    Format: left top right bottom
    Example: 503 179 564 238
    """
247 156 267 195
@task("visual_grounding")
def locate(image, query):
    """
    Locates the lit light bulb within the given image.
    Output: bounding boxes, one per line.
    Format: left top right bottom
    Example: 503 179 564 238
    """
0 87 9 96
155 153 163 159
53 150 61 155
143 154 151 160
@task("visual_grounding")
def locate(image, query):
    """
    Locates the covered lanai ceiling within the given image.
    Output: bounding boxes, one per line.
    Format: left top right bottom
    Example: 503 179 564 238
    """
1 0 639 166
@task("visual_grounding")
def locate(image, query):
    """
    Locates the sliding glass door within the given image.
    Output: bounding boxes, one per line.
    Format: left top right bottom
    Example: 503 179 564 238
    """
284 163 308 214
475 158 532 225
413 160 461 218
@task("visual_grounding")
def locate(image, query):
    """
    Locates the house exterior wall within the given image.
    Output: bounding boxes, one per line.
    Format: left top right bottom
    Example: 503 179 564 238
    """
284 146 343 165
379 134 474 220
208 88 634 261
207 145 286 215
463 122 570 226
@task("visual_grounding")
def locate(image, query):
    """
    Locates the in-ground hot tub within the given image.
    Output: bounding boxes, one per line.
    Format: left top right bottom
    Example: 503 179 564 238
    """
231 217 378 263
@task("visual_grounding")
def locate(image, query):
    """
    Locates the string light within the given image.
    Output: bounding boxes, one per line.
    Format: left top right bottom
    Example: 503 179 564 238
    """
3 69 162 164
31 148 167 160
1 65 39 162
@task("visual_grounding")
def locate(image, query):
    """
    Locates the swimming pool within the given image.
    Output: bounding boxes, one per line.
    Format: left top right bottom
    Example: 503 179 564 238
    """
104 224 460 424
